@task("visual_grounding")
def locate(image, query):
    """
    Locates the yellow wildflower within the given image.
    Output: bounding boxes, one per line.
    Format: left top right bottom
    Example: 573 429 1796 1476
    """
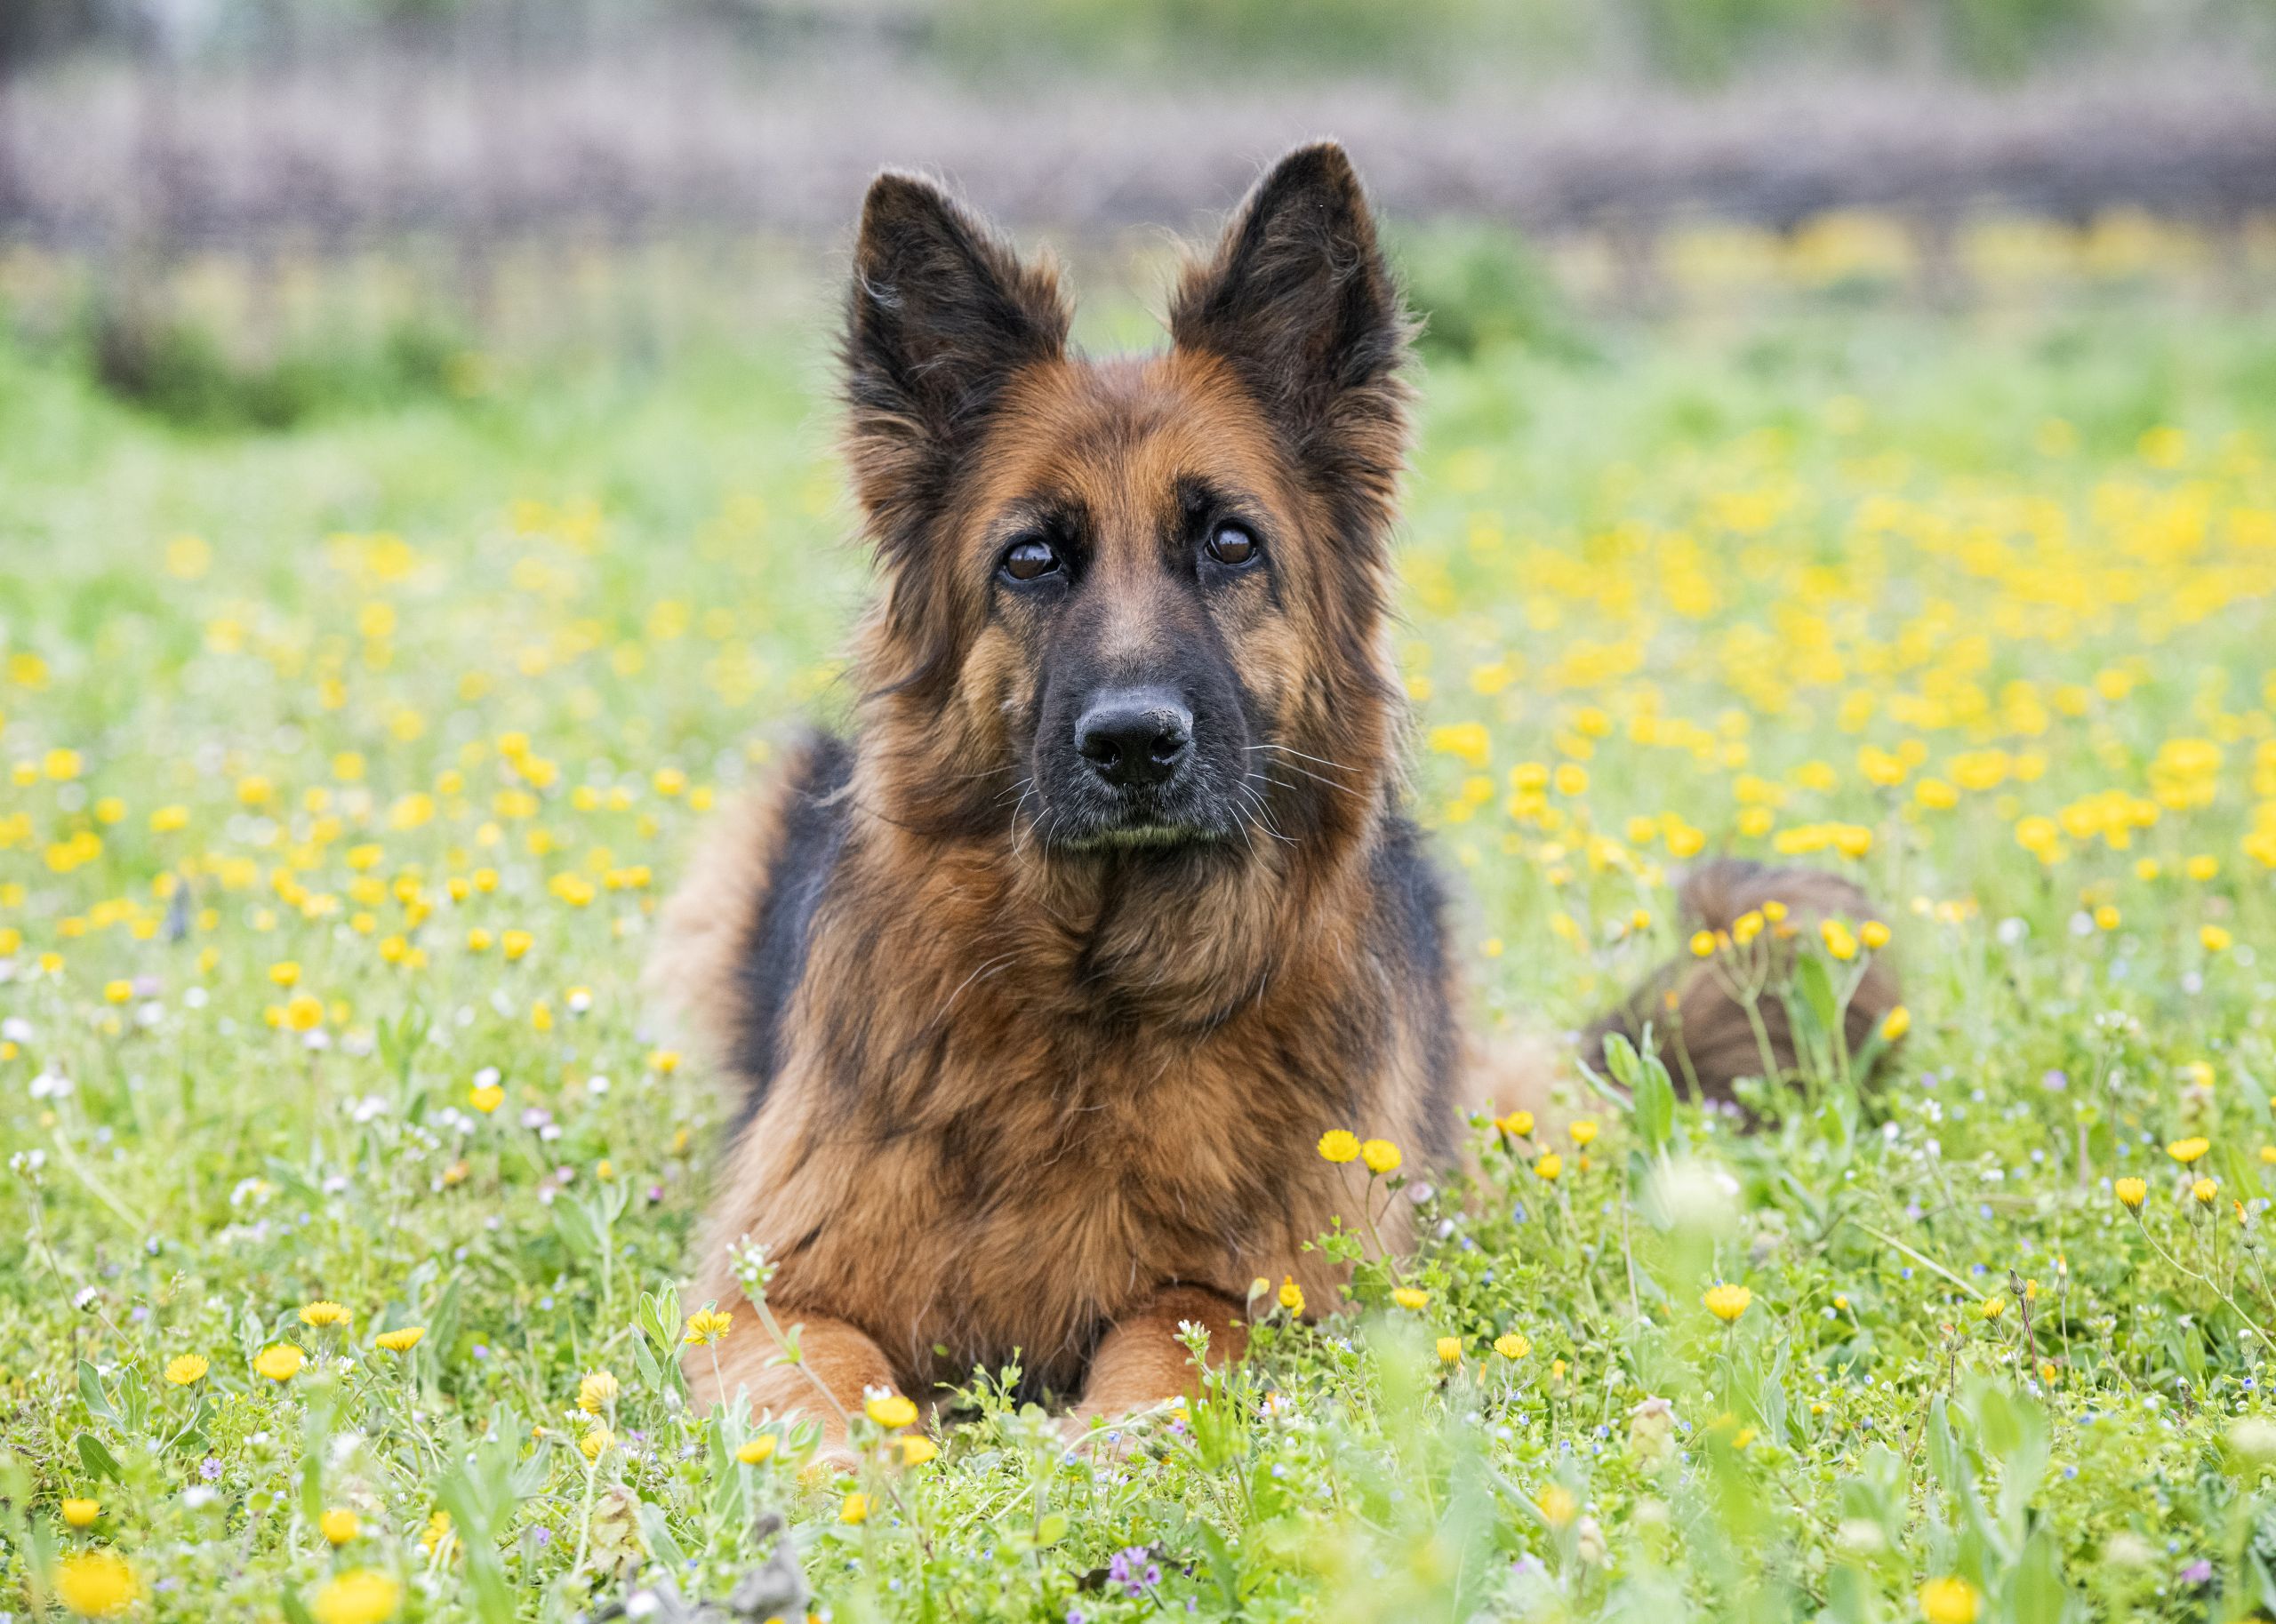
1918 1578 1981 1624
2115 1177 2147 1210
300 1300 352 1330
1360 1138 1402 1175
1278 1276 1305 1316
311 1568 401 1624
2168 1137 2211 1165
1703 1284 1752 1323
54 1550 139 1618
253 1344 305 1381
61 1497 99 1528
320 1507 359 1546
374 1327 424 1354
683 1308 733 1346
1316 1129 1359 1164
1494 1332 1531 1360
865 1392 918 1429
164 1353 209 1386
736 1435 778 1466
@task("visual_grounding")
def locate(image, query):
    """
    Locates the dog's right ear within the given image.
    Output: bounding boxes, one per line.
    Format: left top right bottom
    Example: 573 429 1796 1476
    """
842 172 1070 555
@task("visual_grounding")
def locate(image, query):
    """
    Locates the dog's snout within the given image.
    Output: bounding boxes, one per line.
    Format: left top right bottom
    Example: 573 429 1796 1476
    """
1074 689 1192 790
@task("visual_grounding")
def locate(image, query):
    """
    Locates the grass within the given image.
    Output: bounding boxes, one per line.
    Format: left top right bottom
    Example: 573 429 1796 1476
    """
6 294 2276 1622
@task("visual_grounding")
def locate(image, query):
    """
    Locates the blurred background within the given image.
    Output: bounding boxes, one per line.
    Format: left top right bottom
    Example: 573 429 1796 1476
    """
3 0 2273 427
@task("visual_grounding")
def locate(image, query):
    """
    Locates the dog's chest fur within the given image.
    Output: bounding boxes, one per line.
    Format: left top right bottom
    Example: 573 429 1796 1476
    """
667 734 1455 1396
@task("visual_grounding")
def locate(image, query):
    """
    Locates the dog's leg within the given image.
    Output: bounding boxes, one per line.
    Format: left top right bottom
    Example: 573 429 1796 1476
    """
1067 1284 1249 1442
688 1310 899 1469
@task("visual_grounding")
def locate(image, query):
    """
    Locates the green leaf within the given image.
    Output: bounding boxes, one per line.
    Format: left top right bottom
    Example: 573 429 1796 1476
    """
76 1360 116 1423
75 1432 124 1484
551 1196 600 1260
637 1500 687 1568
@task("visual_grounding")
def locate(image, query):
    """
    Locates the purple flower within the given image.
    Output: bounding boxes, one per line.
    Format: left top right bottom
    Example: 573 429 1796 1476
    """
1108 1547 1160 1597
199 1457 222 1481
2181 1560 2214 1586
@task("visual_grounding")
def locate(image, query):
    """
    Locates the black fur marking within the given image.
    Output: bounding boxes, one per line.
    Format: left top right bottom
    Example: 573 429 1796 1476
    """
726 734 854 1138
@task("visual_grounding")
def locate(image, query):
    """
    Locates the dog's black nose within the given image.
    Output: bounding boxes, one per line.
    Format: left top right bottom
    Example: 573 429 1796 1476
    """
1075 690 1192 789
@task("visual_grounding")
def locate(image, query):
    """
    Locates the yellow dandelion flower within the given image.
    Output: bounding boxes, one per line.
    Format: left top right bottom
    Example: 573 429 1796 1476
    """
1494 1332 1531 1360
2168 1137 2211 1165
1703 1283 1752 1323
1391 1287 1430 1311
268 960 301 987
61 1497 99 1528
865 1392 918 1429
300 1300 351 1330
1535 1152 1563 1181
1278 1276 1305 1316
311 1568 401 1624
54 1549 139 1618
253 1344 305 1381
320 1507 360 1546
1495 1109 1535 1137
1821 918 1859 961
2195 1177 2219 1205
1979 1296 2006 1321
1688 930 1716 958
840 1492 870 1525
469 1082 505 1114
1859 920 1890 949
580 1425 613 1460
899 1435 940 1466
1436 1336 1463 1364
1917 1577 1981 1624
2115 1177 2147 1210
1535 1484 1577 1528
1569 1119 1599 1147
2202 924 2233 953
736 1435 778 1466
1316 1129 1359 1164
683 1308 733 1346
1360 1138 1402 1175
1879 1005 1911 1042
578 1371 619 1413
373 1326 424 1353
164 1353 209 1386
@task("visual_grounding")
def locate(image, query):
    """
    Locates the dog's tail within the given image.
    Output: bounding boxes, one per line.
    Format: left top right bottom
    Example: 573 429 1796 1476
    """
1581 859 1903 1102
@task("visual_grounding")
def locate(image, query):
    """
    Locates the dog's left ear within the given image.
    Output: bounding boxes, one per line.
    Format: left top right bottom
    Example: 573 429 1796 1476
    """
1170 142 1413 520
843 172 1071 556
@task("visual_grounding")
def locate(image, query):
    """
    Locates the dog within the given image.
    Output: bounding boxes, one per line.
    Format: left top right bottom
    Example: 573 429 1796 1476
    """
648 141 1898 1456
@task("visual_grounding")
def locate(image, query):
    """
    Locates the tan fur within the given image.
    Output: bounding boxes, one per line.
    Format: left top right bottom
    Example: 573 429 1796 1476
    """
643 774 790 1055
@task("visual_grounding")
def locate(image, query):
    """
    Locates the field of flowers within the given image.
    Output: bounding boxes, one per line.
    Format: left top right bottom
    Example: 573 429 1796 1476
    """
6 298 2276 1623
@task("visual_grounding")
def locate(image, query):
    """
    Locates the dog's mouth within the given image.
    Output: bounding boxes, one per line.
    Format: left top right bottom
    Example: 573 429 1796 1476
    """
1023 772 1251 855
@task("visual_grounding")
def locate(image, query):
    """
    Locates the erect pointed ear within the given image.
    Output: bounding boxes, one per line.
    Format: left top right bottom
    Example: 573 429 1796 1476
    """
842 172 1070 552
1169 142 1413 516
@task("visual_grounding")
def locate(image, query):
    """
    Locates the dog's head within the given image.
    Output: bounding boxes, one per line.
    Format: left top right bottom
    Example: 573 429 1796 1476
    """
843 142 1413 863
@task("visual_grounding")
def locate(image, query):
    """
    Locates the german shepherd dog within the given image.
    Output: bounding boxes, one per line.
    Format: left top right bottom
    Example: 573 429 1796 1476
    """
651 142 1897 1455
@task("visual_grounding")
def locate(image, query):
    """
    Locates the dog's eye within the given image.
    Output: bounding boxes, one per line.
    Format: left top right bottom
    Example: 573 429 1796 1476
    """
1206 523 1258 567
1000 539 1062 582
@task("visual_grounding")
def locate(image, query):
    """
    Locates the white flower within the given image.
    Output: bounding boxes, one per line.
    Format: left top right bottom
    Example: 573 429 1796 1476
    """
29 1071 73 1100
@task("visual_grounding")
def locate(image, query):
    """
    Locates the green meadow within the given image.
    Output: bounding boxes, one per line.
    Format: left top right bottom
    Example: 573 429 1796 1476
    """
7 292 2276 1622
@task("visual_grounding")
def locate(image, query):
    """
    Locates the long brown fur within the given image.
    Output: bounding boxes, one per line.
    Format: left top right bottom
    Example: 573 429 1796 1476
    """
650 144 1900 1455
